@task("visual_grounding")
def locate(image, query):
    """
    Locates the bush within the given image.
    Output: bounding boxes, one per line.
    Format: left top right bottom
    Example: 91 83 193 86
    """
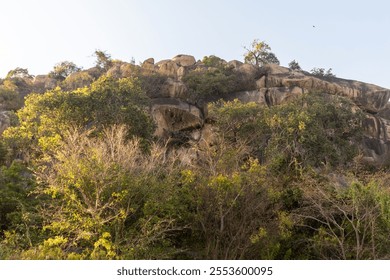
201 55 226 67
2 75 155 162
209 92 364 172
183 66 241 99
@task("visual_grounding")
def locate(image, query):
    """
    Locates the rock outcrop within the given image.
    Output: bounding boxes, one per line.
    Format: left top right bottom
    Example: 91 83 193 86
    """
33 75 58 93
0 111 11 135
2 54 388 166
151 98 204 138
142 56 390 166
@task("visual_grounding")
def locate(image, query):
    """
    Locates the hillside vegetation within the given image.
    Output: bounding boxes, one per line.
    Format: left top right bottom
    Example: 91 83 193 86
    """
1 51 390 260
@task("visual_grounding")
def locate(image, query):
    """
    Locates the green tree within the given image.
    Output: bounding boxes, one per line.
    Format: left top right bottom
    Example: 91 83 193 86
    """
18 126 190 259
94 50 113 70
49 61 81 81
6 68 33 80
2 75 154 163
0 161 42 259
244 39 280 66
310 67 336 78
288 60 302 71
201 55 226 68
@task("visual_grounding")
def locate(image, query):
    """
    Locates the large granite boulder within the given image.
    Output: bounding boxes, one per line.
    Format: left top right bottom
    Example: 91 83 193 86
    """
33 75 57 93
258 64 390 112
160 78 188 99
151 98 204 138
157 60 180 77
361 115 390 165
172 55 196 67
64 71 94 90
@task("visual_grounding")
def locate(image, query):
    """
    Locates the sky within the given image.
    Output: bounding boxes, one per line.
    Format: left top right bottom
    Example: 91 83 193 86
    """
0 0 389 88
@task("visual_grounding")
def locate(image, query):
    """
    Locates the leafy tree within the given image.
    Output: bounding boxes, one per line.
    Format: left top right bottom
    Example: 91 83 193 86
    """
17 126 190 259
244 39 280 66
310 67 336 78
49 61 81 81
0 161 42 259
6 68 34 80
94 50 113 70
2 75 154 163
288 60 302 71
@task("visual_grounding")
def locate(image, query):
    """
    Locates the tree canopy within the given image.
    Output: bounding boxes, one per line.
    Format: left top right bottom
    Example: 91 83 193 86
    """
243 39 280 66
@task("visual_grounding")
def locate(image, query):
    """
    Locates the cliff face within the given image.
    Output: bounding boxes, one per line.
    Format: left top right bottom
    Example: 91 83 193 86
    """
137 55 390 166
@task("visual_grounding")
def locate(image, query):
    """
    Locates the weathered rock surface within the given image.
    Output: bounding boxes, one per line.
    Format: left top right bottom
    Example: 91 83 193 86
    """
260 64 390 113
33 75 57 93
64 71 94 90
160 79 188 99
0 111 11 135
172 55 196 67
151 98 204 138
157 60 180 77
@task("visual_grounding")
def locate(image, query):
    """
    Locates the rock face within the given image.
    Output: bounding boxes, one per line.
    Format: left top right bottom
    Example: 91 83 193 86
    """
151 98 204 138
259 64 390 112
172 55 196 67
144 56 390 166
0 111 11 135
33 75 57 93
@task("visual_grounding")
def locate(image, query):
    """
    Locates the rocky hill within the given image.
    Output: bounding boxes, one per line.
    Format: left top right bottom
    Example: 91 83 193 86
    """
2 54 390 260
1 54 390 165
141 55 390 166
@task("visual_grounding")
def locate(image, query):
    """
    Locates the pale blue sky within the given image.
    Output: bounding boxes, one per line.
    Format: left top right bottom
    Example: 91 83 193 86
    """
1 0 389 88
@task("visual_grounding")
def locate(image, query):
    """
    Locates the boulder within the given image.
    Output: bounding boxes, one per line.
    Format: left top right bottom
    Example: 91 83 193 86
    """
228 60 244 69
85 66 102 79
177 66 187 80
265 86 306 106
64 71 94 90
172 55 196 67
33 75 57 93
142 58 156 71
143 57 154 64
106 64 122 78
157 60 180 77
237 64 260 80
120 63 139 77
160 78 188 98
151 98 204 138
361 114 390 165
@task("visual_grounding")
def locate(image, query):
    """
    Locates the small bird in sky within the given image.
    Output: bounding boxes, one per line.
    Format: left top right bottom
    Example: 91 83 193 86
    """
313 25 316 28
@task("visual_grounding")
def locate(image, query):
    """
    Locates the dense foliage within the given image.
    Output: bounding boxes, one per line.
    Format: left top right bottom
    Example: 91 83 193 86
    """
1 57 390 260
